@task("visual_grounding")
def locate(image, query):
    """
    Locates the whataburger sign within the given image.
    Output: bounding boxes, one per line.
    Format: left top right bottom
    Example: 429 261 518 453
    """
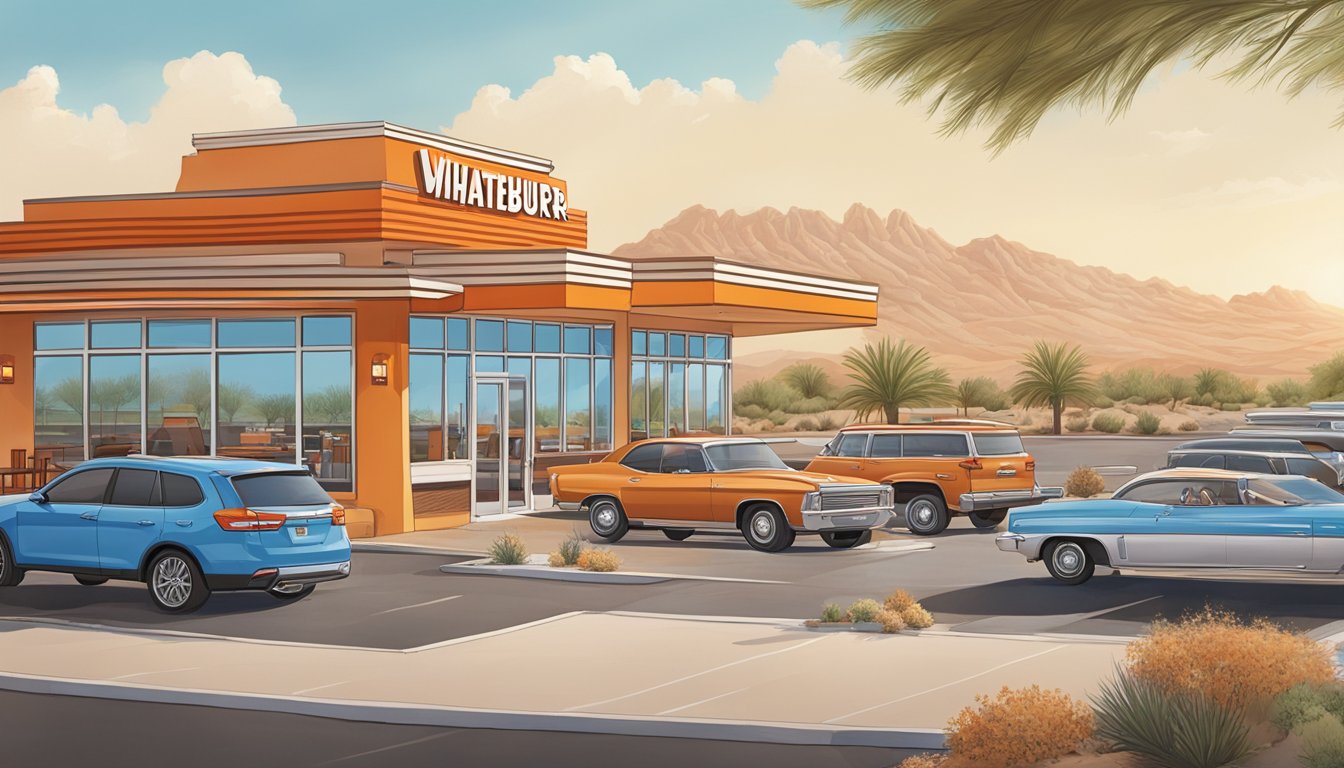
414 148 568 222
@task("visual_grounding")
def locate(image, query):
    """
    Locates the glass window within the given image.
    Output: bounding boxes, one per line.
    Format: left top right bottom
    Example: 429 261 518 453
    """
446 355 469 459
217 352 296 464
632 330 647 357
835 433 869 457
707 335 729 360
108 469 159 506
630 361 648 441
476 319 505 352
232 472 334 507
410 317 445 349
91 321 141 349
161 472 205 507
507 321 532 353
148 320 211 348
1116 480 1189 505
45 468 114 504
904 434 969 457
1250 477 1344 504
89 355 141 458
648 332 666 357
535 358 561 453
621 443 663 472
565 358 591 451
593 358 612 451
667 362 685 436
146 354 211 456
35 322 85 351
34 356 85 462
688 335 705 358
648 361 666 438
669 334 686 358
409 353 444 462
302 316 352 347
535 323 561 353
870 434 902 458
687 363 706 431
594 327 614 357
1288 458 1329 479
1227 454 1274 473
706 364 726 434
972 433 1025 456
447 318 470 350
564 326 591 355
661 444 708 473
705 442 790 471
475 356 505 372
218 319 295 348
302 350 353 491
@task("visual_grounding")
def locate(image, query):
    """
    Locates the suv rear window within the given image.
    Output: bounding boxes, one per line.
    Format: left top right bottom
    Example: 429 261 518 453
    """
972 433 1025 456
903 434 969 457
232 472 333 507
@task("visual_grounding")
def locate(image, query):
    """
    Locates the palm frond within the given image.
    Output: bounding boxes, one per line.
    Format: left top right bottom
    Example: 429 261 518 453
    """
1009 340 1096 410
835 337 954 423
801 0 1344 151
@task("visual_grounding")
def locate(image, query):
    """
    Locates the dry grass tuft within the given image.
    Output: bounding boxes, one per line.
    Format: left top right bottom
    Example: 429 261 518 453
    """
946 685 1094 768
546 551 567 568
576 549 621 572
1064 466 1106 498
897 755 945 768
884 588 916 613
876 608 906 633
488 533 529 565
901 604 935 629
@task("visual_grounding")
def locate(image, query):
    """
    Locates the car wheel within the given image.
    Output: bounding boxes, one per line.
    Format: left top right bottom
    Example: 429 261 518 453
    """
146 550 211 613
905 494 949 536
0 534 24 588
662 529 693 541
968 510 1007 529
820 530 872 549
74 575 108 586
742 505 793 552
588 498 629 543
270 584 317 602
1043 540 1095 585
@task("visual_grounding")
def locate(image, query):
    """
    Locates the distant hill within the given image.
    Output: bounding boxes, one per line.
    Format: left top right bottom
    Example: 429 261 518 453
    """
613 204 1344 383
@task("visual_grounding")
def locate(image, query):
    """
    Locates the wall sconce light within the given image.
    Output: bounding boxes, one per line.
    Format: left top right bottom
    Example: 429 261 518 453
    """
0 355 13 385
370 353 390 386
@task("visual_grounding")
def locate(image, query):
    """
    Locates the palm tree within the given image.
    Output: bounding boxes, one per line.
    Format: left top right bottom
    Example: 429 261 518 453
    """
836 338 954 424
1010 341 1096 434
954 376 996 416
802 0 1344 152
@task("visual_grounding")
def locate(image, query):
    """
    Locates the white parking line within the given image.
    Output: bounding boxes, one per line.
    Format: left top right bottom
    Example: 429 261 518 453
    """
564 635 828 712
322 730 462 764
656 686 751 716
109 666 199 680
291 680 349 696
373 595 462 616
824 645 1065 723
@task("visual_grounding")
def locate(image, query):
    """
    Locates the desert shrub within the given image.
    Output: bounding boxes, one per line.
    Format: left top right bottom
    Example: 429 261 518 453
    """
1100 368 1167 404
820 603 845 623
735 378 800 413
547 551 566 568
1178 420 1200 432
1311 352 1344 401
766 409 790 426
1065 414 1090 432
1190 392 1215 407
488 533 529 565
1214 377 1260 407
553 528 584 566
846 598 883 623
576 548 621 572
1220 402 1243 411
1159 373 1193 409
955 376 1011 415
1300 715 1344 768
1134 411 1161 435
946 685 1094 768
1092 396 1114 408
884 589 916 613
1253 391 1273 407
1093 670 1252 768
1125 395 1148 405
1092 413 1124 433
793 416 819 432
1125 609 1334 713
793 395 833 414
1266 378 1310 408
1272 684 1333 732
1065 467 1106 498
782 362 832 400
816 413 841 431
876 608 906 633
736 403 769 420
901 604 935 629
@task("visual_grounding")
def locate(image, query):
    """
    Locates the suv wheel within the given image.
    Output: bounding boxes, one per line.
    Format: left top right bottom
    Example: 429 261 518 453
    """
968 510 1007 529
589 498 629 543
820 530 872 549
905 494 949 536
146 550 211 613
1044 540 1095 585
0 535 24 587
742 505 795 552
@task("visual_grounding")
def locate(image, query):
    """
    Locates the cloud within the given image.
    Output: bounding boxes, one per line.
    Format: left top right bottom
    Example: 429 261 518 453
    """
445 41 1344 306
0 51 295 219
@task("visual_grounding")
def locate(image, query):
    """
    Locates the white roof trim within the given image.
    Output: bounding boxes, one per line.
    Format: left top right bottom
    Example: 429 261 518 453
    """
633 259 879 302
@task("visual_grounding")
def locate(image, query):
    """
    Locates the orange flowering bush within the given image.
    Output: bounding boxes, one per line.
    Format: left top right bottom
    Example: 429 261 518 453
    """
1127 609 1334 713
945 685 1094 768
884 589 916 613
576 549 621 572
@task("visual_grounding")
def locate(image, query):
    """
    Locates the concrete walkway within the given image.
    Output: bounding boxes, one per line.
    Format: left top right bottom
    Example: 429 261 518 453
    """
0 611 1125 748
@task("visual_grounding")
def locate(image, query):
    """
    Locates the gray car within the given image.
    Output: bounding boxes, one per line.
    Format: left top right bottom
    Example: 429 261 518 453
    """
1166 439 1340 489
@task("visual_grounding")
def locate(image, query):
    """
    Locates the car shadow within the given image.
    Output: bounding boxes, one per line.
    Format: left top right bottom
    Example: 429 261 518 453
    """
0 582 307 624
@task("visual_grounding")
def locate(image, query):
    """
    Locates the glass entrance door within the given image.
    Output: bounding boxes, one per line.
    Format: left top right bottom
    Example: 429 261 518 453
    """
507 377 531 510
474 380 506 517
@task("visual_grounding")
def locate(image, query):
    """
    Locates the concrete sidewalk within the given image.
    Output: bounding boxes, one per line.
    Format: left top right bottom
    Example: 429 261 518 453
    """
0 611 1125 748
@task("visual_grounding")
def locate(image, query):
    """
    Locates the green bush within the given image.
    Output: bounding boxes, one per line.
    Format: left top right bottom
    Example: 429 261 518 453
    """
1092 396 1114 409
1272 684 1332 732
816 413 841 431
1301 715 1344 768
766 409 790 426
1190 393 1215 407
820 603 845 623
1134 411 1161 435
794 395 833 414
555 528 584 567
488 533 529 565
735 378 801 413
1093 671 1252 768
782 363 832 399
736 403 769 420
1221 402 1244 412
847 598 883 623
1125 395 1148 405
1065 414 1090 432
1268 379 1310 407
1310 352 1344 402
1093 413 1125 433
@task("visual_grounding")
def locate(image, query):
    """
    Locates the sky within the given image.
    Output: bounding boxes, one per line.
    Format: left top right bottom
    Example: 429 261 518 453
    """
3 0 1344 307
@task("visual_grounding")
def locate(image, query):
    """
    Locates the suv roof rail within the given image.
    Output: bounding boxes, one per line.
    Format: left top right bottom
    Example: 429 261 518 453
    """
929 418 1016 427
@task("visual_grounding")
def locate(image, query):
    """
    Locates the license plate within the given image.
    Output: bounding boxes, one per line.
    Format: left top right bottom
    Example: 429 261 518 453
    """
294 526 308 537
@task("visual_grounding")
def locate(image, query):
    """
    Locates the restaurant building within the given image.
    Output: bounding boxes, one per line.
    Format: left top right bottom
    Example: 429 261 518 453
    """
0 122 879 536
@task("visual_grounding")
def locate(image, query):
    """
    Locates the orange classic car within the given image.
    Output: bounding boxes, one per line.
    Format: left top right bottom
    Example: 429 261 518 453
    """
550 437 895 552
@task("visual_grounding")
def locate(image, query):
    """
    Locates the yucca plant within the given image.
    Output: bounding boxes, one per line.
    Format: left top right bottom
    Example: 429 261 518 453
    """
488 533 529 565
556 528 585 566
782 362 832 400
1010 341 1096 435
835 338 954 424
1093 670 1252 768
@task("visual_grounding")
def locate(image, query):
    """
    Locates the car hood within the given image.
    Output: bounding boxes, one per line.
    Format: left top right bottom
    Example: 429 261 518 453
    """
0 493 28 509
748 470 878 487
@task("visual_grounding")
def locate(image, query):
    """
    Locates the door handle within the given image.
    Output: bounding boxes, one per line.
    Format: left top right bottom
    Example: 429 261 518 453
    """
79 512 98 521
936 473 952 480
136 520 155 527
849 464 862 470
629 477 641 483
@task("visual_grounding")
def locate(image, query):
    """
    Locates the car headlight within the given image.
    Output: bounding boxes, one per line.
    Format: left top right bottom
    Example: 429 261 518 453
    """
802 491 820 512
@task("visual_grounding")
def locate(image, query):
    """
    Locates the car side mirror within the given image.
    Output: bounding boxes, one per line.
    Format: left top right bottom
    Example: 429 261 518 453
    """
27 492 45 504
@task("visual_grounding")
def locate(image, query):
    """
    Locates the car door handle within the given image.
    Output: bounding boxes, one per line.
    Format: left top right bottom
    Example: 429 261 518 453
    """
849 465 862 470
936 473 952 480
136 520 155 527
79 512 98 521
628 477 641 483
175 520 194 528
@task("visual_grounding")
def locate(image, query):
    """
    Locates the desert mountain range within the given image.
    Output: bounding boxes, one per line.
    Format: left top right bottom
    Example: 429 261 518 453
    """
612 204 1344 384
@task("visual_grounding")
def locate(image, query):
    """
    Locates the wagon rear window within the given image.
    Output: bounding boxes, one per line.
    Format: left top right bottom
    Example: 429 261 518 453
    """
232 472 333 507
972 433 1025 456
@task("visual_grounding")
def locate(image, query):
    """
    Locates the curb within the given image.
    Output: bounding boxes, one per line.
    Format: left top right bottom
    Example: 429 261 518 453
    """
438 562 790 585
0 671 946 751
352 541 486 558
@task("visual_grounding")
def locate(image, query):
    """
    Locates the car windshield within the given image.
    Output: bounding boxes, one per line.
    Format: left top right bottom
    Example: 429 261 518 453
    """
232 471 334 507
704 442 791 472
972 433 1025 456
1246 477 1344 506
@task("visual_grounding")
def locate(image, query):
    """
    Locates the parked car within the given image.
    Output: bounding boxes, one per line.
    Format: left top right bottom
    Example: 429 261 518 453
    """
805 423 1062 535
0 456 351 612
996 468 1344 585
1165 438 1341 488
1227 427 1344 479
550 437 894 552
1243 409 1344 428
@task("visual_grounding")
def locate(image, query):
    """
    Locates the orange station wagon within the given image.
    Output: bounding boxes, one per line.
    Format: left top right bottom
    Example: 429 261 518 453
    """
806 423 1062 536
550 437 895 552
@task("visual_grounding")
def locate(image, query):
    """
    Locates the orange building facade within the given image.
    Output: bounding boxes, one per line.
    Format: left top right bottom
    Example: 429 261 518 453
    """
0 122 879 537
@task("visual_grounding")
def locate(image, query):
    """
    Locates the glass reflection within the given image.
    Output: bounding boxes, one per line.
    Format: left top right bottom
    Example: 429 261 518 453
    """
688 363 706 431
302 351 352 491
706 364 726 434
535 358 561 453
35 323 84 351
630 361 647 441
218 319 295 348
447 355 469 459
146 354 211 456
89 355 140 457
565 358 591 451
668 362 685 436
91 321 141 349
34 356 85 461
148 320 211 348
409 353 444 462
648 362 665 438
594 359 612 451
217 353 296 464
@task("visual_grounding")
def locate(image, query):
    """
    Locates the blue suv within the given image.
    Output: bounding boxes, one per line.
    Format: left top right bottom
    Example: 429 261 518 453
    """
0 456 351 612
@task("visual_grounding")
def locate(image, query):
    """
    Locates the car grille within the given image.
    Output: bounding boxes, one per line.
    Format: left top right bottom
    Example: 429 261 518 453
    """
820 490 884 511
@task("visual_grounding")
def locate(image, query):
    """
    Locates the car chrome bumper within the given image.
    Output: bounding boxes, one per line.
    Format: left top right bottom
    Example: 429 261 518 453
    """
800 506 894 532
960 486 1064 513
268 561 351 593
556 501 582 512
996 533 1026 552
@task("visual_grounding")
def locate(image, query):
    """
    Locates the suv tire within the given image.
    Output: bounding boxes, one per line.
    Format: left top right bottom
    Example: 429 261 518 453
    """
905 493 950 536
589 498 629 543
0 534 24 588
968 510 1007 529
146 550 211 613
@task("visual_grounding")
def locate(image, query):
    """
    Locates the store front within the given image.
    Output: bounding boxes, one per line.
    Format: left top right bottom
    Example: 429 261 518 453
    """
0 121 879 536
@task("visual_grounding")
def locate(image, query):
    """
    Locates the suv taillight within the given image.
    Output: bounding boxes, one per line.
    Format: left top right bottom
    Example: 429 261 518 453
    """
1026 460 1036 471
959 459 982 470
214 507 286 532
